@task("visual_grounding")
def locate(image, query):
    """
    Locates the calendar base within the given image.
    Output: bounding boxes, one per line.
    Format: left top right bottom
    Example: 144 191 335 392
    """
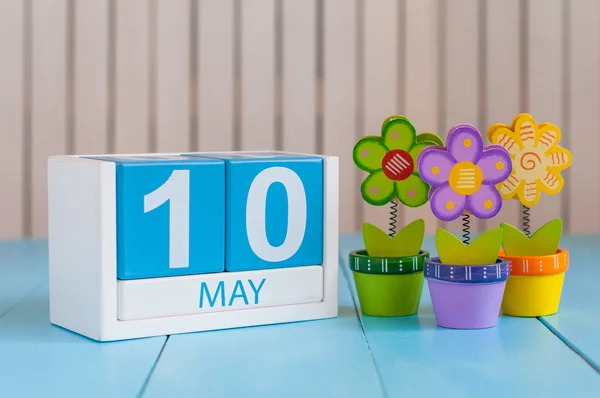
118 265 324 320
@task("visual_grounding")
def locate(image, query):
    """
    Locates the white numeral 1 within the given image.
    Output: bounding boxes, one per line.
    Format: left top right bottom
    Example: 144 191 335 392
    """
144 170 190 268
246 167 307 262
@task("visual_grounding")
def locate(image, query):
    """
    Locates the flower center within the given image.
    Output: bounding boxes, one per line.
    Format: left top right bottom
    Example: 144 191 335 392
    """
514 149 547 181
449 161 483 195
381 150 414 181
519 151 543 171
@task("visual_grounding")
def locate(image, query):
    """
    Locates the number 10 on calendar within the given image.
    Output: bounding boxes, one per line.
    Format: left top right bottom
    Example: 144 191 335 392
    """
95 152 323 279
142 164 313 272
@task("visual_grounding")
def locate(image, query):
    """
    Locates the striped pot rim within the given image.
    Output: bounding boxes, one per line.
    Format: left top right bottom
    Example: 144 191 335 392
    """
424 257 510 284
348 250 429 275
498 248 569 277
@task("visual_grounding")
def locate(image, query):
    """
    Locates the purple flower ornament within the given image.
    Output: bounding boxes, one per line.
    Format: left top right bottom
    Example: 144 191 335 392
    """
417 124 512 221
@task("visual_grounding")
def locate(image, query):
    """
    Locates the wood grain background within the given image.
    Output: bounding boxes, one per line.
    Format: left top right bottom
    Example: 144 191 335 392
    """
0 0 595 239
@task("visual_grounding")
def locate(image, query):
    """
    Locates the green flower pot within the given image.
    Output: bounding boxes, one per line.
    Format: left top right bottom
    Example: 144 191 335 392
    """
348 250 429 316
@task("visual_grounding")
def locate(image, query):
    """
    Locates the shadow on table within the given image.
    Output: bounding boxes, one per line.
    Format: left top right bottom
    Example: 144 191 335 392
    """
338 304 359 319
356 304 439 332
0 285 363 344
0 285 154 344
0 292 101 344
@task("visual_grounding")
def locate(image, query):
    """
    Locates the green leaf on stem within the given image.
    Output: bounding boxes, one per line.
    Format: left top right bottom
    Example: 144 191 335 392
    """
501 218 562 256
363 219 424 258
436 227 503 265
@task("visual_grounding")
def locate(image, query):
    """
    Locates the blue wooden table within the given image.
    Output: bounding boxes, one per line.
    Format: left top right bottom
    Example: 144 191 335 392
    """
1 234 599 397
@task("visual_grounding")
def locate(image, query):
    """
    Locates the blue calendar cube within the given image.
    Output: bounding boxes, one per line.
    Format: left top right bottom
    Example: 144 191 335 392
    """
185 152 324 272
85 154 226 279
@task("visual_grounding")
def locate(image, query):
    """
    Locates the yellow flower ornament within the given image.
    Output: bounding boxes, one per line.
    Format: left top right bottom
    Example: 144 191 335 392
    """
487 113 572 207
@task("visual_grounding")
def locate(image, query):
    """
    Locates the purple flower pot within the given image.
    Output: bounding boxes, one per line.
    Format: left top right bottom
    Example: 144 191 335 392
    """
424 257 510 329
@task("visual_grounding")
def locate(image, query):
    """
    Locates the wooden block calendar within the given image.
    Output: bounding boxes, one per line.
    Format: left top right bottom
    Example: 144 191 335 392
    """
47 151 339 342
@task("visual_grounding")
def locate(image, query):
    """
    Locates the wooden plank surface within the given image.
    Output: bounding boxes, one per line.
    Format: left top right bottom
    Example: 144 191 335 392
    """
281 0 316 153
0 0 24 239
197 0 235 152
2 236 600 395
240 0 275 150
323 0 359 233
340 233 600 396
403 0 440 234
0 240 167 397
525 0 563 233
114 0 150 154
0 286 166 397
0 239 47 318
567 0 600 233
73 0 109 155
30 0 68 237
155 0 190 152
361 0 400 234
540 235 600 371
483 0 521 231
142 265 383 398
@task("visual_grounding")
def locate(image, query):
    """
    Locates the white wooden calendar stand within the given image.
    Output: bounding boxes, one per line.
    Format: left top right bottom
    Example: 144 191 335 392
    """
47 152 339 342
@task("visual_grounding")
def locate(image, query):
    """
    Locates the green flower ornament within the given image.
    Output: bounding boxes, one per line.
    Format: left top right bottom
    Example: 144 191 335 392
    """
353 116 444 207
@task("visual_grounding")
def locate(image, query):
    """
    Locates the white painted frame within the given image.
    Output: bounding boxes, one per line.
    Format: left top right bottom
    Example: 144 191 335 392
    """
47 152 339 342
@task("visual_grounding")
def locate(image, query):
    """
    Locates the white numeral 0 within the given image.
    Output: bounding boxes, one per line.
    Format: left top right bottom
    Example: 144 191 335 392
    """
246 167 307 262
144 170 190 269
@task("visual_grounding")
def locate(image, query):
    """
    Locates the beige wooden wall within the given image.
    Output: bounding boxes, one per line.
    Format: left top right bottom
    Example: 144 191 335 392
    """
0 0 597 240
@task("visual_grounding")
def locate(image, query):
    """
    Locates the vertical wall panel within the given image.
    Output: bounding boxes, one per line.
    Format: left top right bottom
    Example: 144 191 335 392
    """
403 0 440 234
282 0 316 153
568 0 600 233
526 0 563 233
361 0 399 234
115 0 150 153
0 0 24 238
74 0 109 154
443 0 480 235
197 0 235 151
323 0 358 233
483 0 521 231
240 0 275 150
155 0 190 152
30 0 68 236
1 0 599 238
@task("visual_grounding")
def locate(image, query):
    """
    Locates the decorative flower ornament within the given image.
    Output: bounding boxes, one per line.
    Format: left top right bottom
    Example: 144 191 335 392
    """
353 116 444 207
417 124 512 221
487 113 572 207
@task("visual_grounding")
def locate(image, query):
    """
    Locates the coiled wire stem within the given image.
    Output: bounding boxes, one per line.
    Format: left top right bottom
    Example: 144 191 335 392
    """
389 200 398 237
462 212 471 244
522 205 531 237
